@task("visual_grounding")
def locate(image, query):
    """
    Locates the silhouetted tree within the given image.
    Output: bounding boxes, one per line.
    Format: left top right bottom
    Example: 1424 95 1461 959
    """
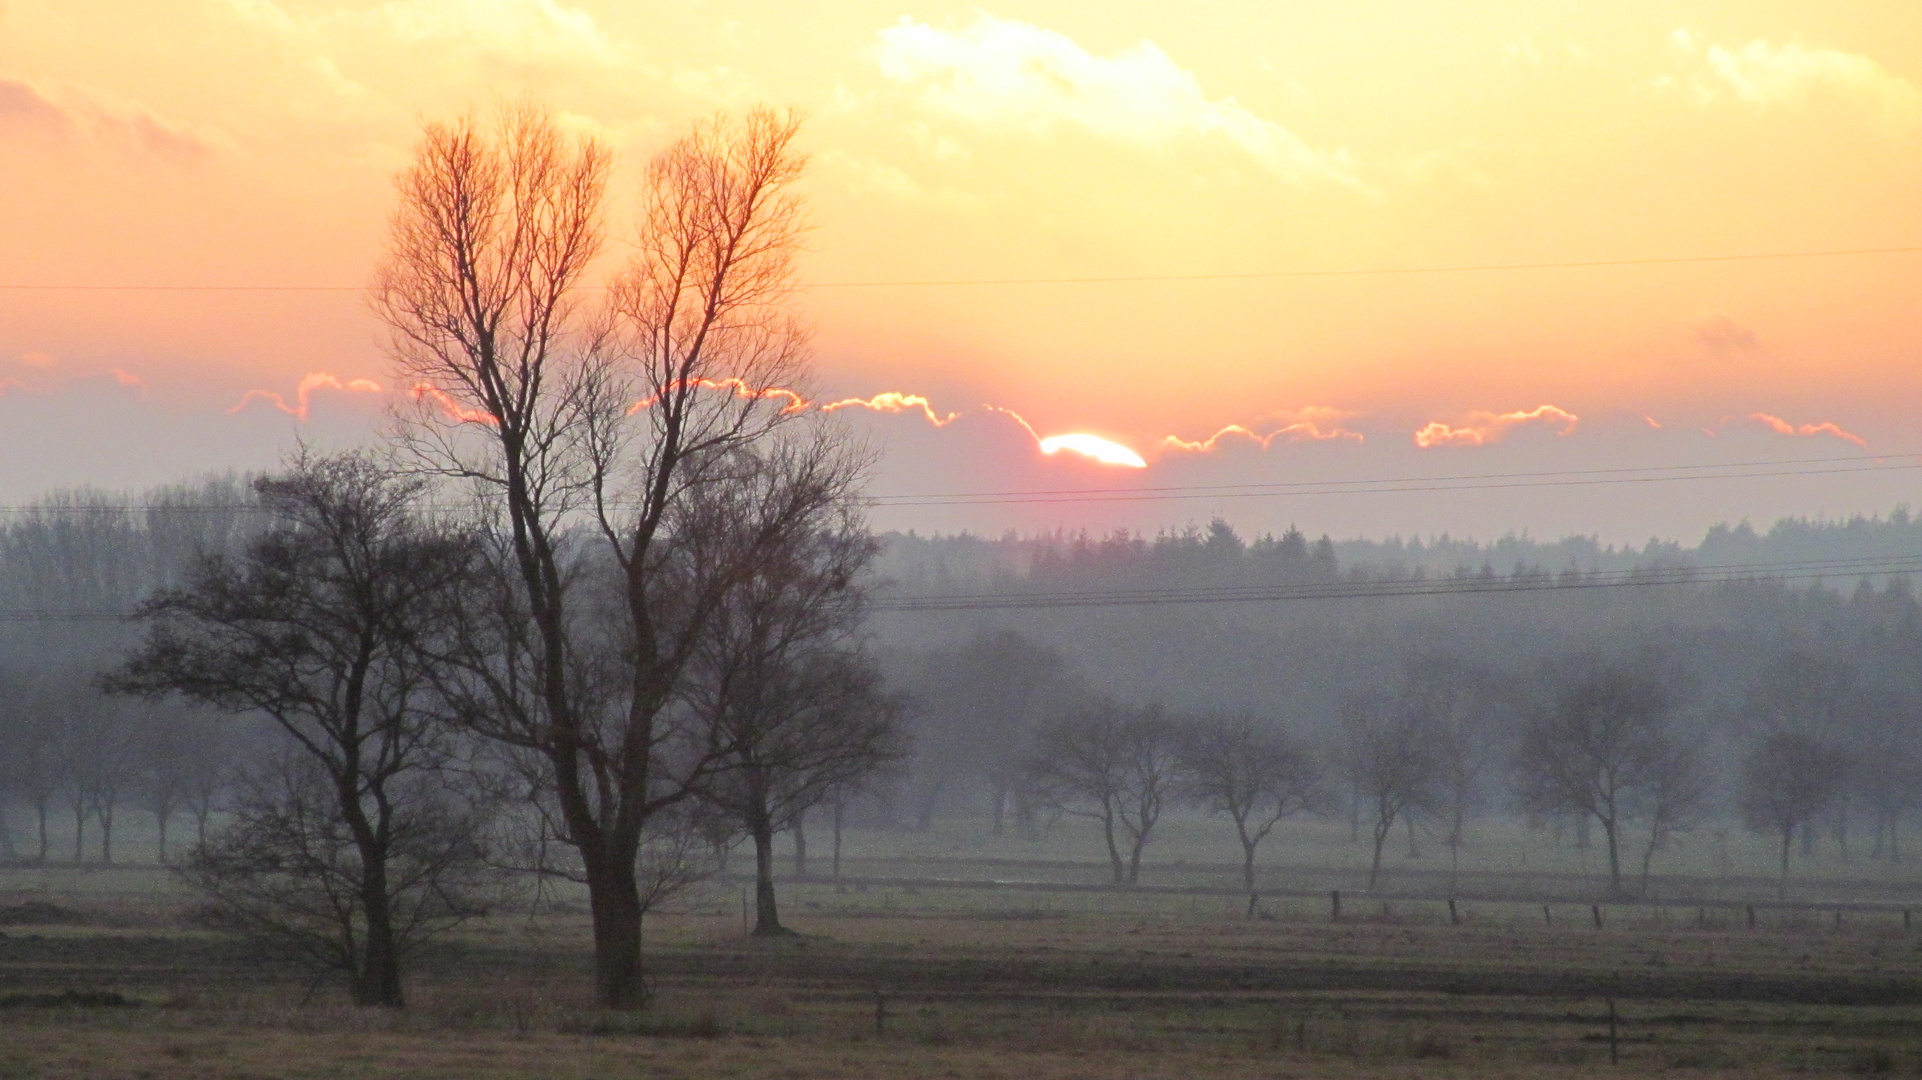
114 453 488 1008
1341 693 1437 892
1514 653 1685 896
1030 701 1181 885
378 102 817 1008
1177 712 1320 915
1740 730 1852 897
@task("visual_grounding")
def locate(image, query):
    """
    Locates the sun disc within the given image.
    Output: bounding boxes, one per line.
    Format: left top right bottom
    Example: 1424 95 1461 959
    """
1038 433 1148 468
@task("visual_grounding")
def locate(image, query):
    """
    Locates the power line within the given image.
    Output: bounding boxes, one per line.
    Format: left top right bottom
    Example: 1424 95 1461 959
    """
868 553 1922 613
3 244 1918 293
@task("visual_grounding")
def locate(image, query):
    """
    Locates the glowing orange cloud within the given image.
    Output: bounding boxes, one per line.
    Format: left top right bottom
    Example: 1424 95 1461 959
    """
1038 433 1148 468
627 377 811 416
821 392 960 426
231 372 382 421
410 382 497 426
1414 404 1579 448
107 367 143 388
1748 412 1867 447
1161 416 1363 453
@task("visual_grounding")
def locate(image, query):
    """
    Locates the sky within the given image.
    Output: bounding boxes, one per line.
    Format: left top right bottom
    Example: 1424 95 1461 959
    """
2 0 1920 545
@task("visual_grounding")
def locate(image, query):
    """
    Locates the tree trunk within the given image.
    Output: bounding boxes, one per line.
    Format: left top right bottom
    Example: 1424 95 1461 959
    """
1368 812 1393 891
1779 826 1793 900
1405 815 1421 858
1100 811 1125 885
1600 816 1622 896
352 842 404 1008
154 810 169 865
1127 830 1148 886
791 809 807 878
0 809 15 862
1241 837 1259 918
585 853 646 1003
35 802 49 863
750 815 787 936
71 801 85 864
831 799 844 879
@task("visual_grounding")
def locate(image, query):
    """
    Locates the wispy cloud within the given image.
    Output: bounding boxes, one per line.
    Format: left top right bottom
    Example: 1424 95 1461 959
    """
1161 408 1363 453
1695 311 1760 354
1746 412 1866 447
0 75 218 160
1413 405 1578 448
230 372 383 421
874 13 1353 183
1668 30 1922 130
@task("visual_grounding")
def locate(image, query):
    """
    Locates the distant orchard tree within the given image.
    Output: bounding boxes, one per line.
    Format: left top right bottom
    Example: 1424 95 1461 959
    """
1740 730 1852 898
1397 654 1511 890
1029 701 1181 886
1340 693 1438 893
1177 713 1320 915
1634 739 1712 896
1513 652 1686 897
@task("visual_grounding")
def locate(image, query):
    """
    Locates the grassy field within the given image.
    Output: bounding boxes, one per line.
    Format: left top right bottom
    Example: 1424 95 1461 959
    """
2 816 1920 1078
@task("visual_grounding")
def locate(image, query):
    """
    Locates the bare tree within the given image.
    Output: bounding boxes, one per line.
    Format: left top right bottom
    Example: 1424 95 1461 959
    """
1340 694 1437 892
113 453 487 1007
1030 701 1181 886
1399 655 1510 890
1740 730 1852 898
686 442 904 934
376 103 819 1007
1634 739 1712 896
1513 653 1684 897
1177 713 1320 915
911 630 1071 835
132 703 225 864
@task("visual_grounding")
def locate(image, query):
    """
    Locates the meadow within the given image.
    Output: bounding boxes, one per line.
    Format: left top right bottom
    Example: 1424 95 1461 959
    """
2 815 1918 1079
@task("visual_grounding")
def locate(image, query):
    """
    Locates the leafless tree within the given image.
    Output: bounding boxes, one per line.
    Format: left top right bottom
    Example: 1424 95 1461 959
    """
184 746 496 995
1851 689 1921 862
1340 693 1438 892
911 630 1072 835
1399 655 1510 890
1634 739 1712 896
1740 730 1852 897
1513 654 1685 896
685 441 903 934
132 703 225 864
113 452 488 1008
1029 701 1181 886
1177 712 1320 915
375 102 819 1007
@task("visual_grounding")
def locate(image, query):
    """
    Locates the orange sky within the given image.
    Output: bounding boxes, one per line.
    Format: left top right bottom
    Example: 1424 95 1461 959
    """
2 1 1920 541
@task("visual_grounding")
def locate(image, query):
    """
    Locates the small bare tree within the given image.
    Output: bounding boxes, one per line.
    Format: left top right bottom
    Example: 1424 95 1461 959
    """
686 440 904 935
1399 655 1510 890
113 452 488 1007
1513 652 1684 897
1340 693 1437 892
1177 713 1320 915
1740 730 1852 898
1634 739 1712 896
1030 701 1181 886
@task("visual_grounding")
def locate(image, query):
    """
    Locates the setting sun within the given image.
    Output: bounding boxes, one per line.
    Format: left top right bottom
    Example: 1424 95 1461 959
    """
1037 433 1148 468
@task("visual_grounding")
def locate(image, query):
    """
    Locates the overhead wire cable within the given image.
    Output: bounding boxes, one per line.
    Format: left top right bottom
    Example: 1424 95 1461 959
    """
4 244 1920 293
